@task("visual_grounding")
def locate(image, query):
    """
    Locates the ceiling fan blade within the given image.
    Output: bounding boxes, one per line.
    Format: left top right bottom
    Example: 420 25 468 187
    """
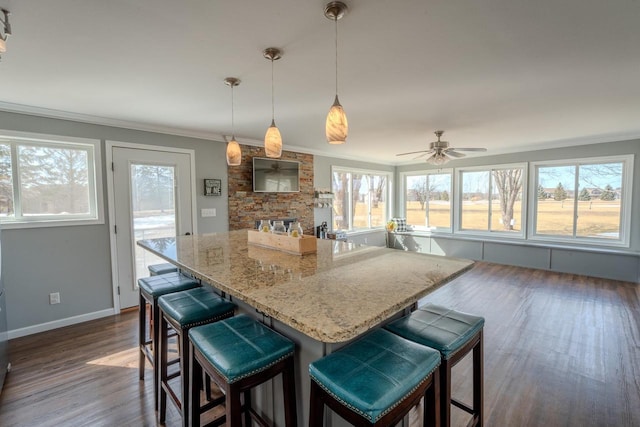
413 152 429 160
449 147 487 152
396 149 432 156
444 150 466 158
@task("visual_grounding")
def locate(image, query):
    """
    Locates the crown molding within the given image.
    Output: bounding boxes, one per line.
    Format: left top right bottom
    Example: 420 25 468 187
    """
0 101 393 166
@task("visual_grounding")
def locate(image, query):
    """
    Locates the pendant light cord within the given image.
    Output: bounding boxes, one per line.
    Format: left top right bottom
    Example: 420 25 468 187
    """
231 84 235 137
271 58 275 121
334 16 339 96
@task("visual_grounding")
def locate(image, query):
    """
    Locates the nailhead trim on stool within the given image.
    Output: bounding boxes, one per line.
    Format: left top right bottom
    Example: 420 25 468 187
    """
385 303 485 427
308 328 441 426
188 314 297 426
158 287 236 427
138 272 200 411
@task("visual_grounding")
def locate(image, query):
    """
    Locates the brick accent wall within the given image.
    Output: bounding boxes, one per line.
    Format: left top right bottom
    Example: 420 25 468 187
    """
227 145 314 234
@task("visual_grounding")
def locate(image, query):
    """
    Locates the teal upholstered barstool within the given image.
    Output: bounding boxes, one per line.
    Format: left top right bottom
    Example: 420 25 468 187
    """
158 287 236 426
138 272 200 409
188 314 297 426
385 304 485 427
308 328 441 426
148 263 179 276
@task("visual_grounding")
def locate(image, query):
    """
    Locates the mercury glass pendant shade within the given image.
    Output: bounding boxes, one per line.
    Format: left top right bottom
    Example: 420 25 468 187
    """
226 138 242 166
264 119 282 158
326 95 348 144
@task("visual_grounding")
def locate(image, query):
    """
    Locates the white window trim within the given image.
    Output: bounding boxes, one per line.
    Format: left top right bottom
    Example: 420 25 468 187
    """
528 154 633 248
331 165 393 232
454 162 528 239
399 169 454 233
0 130 105 229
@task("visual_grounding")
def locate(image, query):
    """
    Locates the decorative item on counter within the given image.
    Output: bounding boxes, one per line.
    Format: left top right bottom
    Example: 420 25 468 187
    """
271 220 287 234
386 219 397 232
289 222 304 238
259 220 271 232
248 229 317 255
319 221 328 239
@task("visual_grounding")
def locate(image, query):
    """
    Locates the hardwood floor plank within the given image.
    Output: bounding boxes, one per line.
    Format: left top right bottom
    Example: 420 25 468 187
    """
0 262 638 426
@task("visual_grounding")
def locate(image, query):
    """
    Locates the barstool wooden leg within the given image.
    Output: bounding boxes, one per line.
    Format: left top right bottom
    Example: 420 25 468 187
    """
138 292 146 381
282 357 298 427
441 359 452 427
227 383 243 426
308 381 324 427
159 314 169 423
152 299 161 411
424 368 440 427
473 331 484 427
181 330 191 427
243 391 252 426
189 342 203 427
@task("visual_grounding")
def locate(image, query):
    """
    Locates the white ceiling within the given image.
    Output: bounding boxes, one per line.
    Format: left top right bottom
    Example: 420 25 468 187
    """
1 0 639 165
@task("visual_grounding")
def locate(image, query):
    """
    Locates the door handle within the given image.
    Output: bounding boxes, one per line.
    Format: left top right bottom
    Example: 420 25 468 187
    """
185 232 191 236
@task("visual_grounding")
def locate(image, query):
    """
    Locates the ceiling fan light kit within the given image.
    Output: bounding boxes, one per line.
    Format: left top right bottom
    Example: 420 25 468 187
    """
224 77 242 166
325 1 349 145
263 47 283 158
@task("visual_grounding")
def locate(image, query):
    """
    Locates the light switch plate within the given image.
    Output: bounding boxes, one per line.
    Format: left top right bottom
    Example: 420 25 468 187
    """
201 208 217 217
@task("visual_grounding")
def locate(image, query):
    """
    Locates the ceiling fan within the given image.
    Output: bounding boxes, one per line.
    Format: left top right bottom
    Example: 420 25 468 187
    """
256 161 297 175
396 130 487 165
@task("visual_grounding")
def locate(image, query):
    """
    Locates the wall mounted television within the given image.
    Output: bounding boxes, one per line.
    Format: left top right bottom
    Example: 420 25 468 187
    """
252 157 300 193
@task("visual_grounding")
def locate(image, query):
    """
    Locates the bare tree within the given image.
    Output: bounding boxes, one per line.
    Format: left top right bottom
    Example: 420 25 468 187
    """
0 144 13 215
411 177 438 210
492 169 523 231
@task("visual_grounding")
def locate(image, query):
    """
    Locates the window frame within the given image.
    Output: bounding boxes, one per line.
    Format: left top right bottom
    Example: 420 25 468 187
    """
399 169 453 233
0 130 104 229
454 162 528 239
528 155 633 248
331 166 393 232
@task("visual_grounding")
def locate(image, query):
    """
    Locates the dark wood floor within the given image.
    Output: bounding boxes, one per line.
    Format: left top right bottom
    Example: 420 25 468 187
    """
0 262 638 426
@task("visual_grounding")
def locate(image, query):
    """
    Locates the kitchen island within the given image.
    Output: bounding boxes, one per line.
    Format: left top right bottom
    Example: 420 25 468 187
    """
138 230 474 425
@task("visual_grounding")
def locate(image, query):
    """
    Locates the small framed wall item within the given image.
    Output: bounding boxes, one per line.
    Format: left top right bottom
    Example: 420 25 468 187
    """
204 178 222 196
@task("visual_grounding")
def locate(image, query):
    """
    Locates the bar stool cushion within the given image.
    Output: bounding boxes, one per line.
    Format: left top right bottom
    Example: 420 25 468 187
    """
158 287 236 328
148 263 178 276
385 303 485 360
138 272 199 298
308 328 441 424
189 314 294 384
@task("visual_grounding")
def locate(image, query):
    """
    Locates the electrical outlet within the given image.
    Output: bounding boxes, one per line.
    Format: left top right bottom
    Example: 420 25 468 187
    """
201 208 217 217
49 292 61 305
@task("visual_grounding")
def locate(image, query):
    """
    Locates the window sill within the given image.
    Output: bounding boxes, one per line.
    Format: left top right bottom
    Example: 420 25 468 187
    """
389 230 637 256
0 217 105 230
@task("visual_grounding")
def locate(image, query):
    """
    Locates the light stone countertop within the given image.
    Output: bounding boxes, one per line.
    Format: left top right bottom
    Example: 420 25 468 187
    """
138 230 474 343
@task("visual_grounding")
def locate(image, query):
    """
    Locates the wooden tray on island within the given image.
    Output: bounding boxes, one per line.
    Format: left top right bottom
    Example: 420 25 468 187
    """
247 229 317 255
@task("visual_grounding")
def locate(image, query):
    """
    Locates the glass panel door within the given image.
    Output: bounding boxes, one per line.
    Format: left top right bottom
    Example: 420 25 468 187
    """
131 164 177 285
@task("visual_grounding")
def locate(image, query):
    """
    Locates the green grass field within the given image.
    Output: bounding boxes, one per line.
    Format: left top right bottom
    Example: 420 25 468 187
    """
340 199 621 238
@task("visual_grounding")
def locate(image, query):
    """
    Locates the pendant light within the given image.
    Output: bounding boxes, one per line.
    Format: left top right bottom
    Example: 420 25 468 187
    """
224 77 242 166
263 47 283 158
324 1 348 145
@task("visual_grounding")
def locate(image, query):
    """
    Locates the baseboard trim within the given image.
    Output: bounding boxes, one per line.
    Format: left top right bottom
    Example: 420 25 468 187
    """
7 308 116 340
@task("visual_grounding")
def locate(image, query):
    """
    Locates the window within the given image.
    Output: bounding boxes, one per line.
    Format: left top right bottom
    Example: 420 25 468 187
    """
532 156 632 246
402 171 452 231
0 131 103 228
331 167 392 231
458 165 525 235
